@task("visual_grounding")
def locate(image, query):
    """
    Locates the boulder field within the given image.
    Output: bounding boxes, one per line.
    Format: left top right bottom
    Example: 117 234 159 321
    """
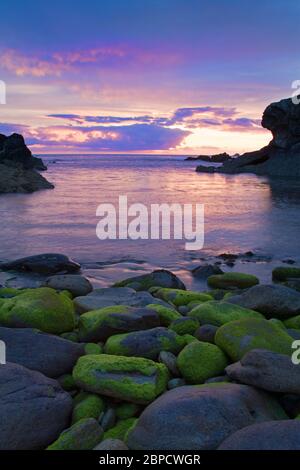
1 260 300 449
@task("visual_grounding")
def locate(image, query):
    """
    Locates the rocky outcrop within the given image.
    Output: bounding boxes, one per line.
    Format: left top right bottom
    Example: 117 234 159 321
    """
0 133 53 193
186 152 232 163
196 97 300 177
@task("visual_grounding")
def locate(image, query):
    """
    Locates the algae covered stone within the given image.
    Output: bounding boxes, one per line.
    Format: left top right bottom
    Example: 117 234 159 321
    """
113 269 185 291
78 305 159 342
215 317 293 361
73 354 169 404
177 341 228 384
207 272 259 290
47 418 103 450
146 303 181 326
189 301 262 327
72 393 105 423
272 266 300 282
153 288 212 306
103 418 137 441
104 327 185 359
0 287 75 334
169 317 199 335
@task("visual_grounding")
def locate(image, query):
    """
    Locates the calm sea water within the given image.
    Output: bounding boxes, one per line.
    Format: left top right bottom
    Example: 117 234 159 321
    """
1 154 300 289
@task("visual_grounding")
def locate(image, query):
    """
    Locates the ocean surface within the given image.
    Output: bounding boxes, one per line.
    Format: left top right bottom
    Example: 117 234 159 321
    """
1 154 300 289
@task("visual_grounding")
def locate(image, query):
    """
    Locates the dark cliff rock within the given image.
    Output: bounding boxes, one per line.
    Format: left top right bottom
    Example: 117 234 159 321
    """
0 133 53 193
186 152 233 163
196 97 300 177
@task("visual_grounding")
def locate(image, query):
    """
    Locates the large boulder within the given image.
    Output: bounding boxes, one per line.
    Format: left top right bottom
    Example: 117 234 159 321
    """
226 349 300 394
113 269 186 291
0 287 75 334
196 97 300 178
0 133 45 170
152 288 212 306
78 305 159 342
104 327 185 359
73 354 169 404
228 284 300 319
74 287 167 314
189 301 263 326
126 383 287 450
0 163 53 194
43 274 92 297
0 363 72 450
218 420 300 450
215 317 293 361
0 253 80 274
0 327 84 377
272 266 300 282
207 272 259 290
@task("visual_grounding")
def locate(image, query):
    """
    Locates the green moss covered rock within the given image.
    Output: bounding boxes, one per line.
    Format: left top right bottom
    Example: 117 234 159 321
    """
78 305 159 342
207 272 259 289
0 287 24 298
73 354 169 404
177 341 228 384
103 418 137 441
0 287 75 333
169 317 199 335
47 418 103 450
115 403 141 419
104 327 185 360
153 288 213 306
113 269 185 291
84 343 102 355
189 301 263 327
284 315 300 329
72 393 105 423
215 318 293 361
273 266 300 282
146 303 181 326
58 373 76 391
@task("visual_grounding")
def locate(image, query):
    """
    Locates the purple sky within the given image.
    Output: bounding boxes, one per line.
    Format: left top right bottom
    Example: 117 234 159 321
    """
0 0 299 154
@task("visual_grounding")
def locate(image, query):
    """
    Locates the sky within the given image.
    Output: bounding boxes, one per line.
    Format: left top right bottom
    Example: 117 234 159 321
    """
0 0 299 154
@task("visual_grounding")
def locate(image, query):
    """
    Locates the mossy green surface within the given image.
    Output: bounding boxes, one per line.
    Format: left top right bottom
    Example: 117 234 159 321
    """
146 303 181 326
73 354 169 404
169 317 199 335
154 288 213 306
78 305 134 341
103 327 185 359
72 394 105 423
0 287 75 334
284 315 300 329
268 318 286 329
0 287 24 298
177 341 228 384
182 334 199 344
272 266 300 282
189 301 263 327
47 418 103 450
58 373 76 391
103 418 137 441
115 403 140 419
84 343 102 355
60 331 79 342
207 272 259 289
215 317 293 361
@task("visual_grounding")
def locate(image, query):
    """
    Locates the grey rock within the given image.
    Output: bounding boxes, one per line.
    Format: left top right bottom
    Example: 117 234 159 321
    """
74 287 168 314
104 327 184 360
100 408 116 431
126 383 287 450
0 253 80 275
218 420 300 450
94 439 129 450
226 349 300 394
228 284 300 319
0 327 84 378
159 351 180 376
194 324 218 343
205 375 230 384
192 264 223 279
113 269 186 291
167 378 186 389
0 362 72 450
43 274 92 296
